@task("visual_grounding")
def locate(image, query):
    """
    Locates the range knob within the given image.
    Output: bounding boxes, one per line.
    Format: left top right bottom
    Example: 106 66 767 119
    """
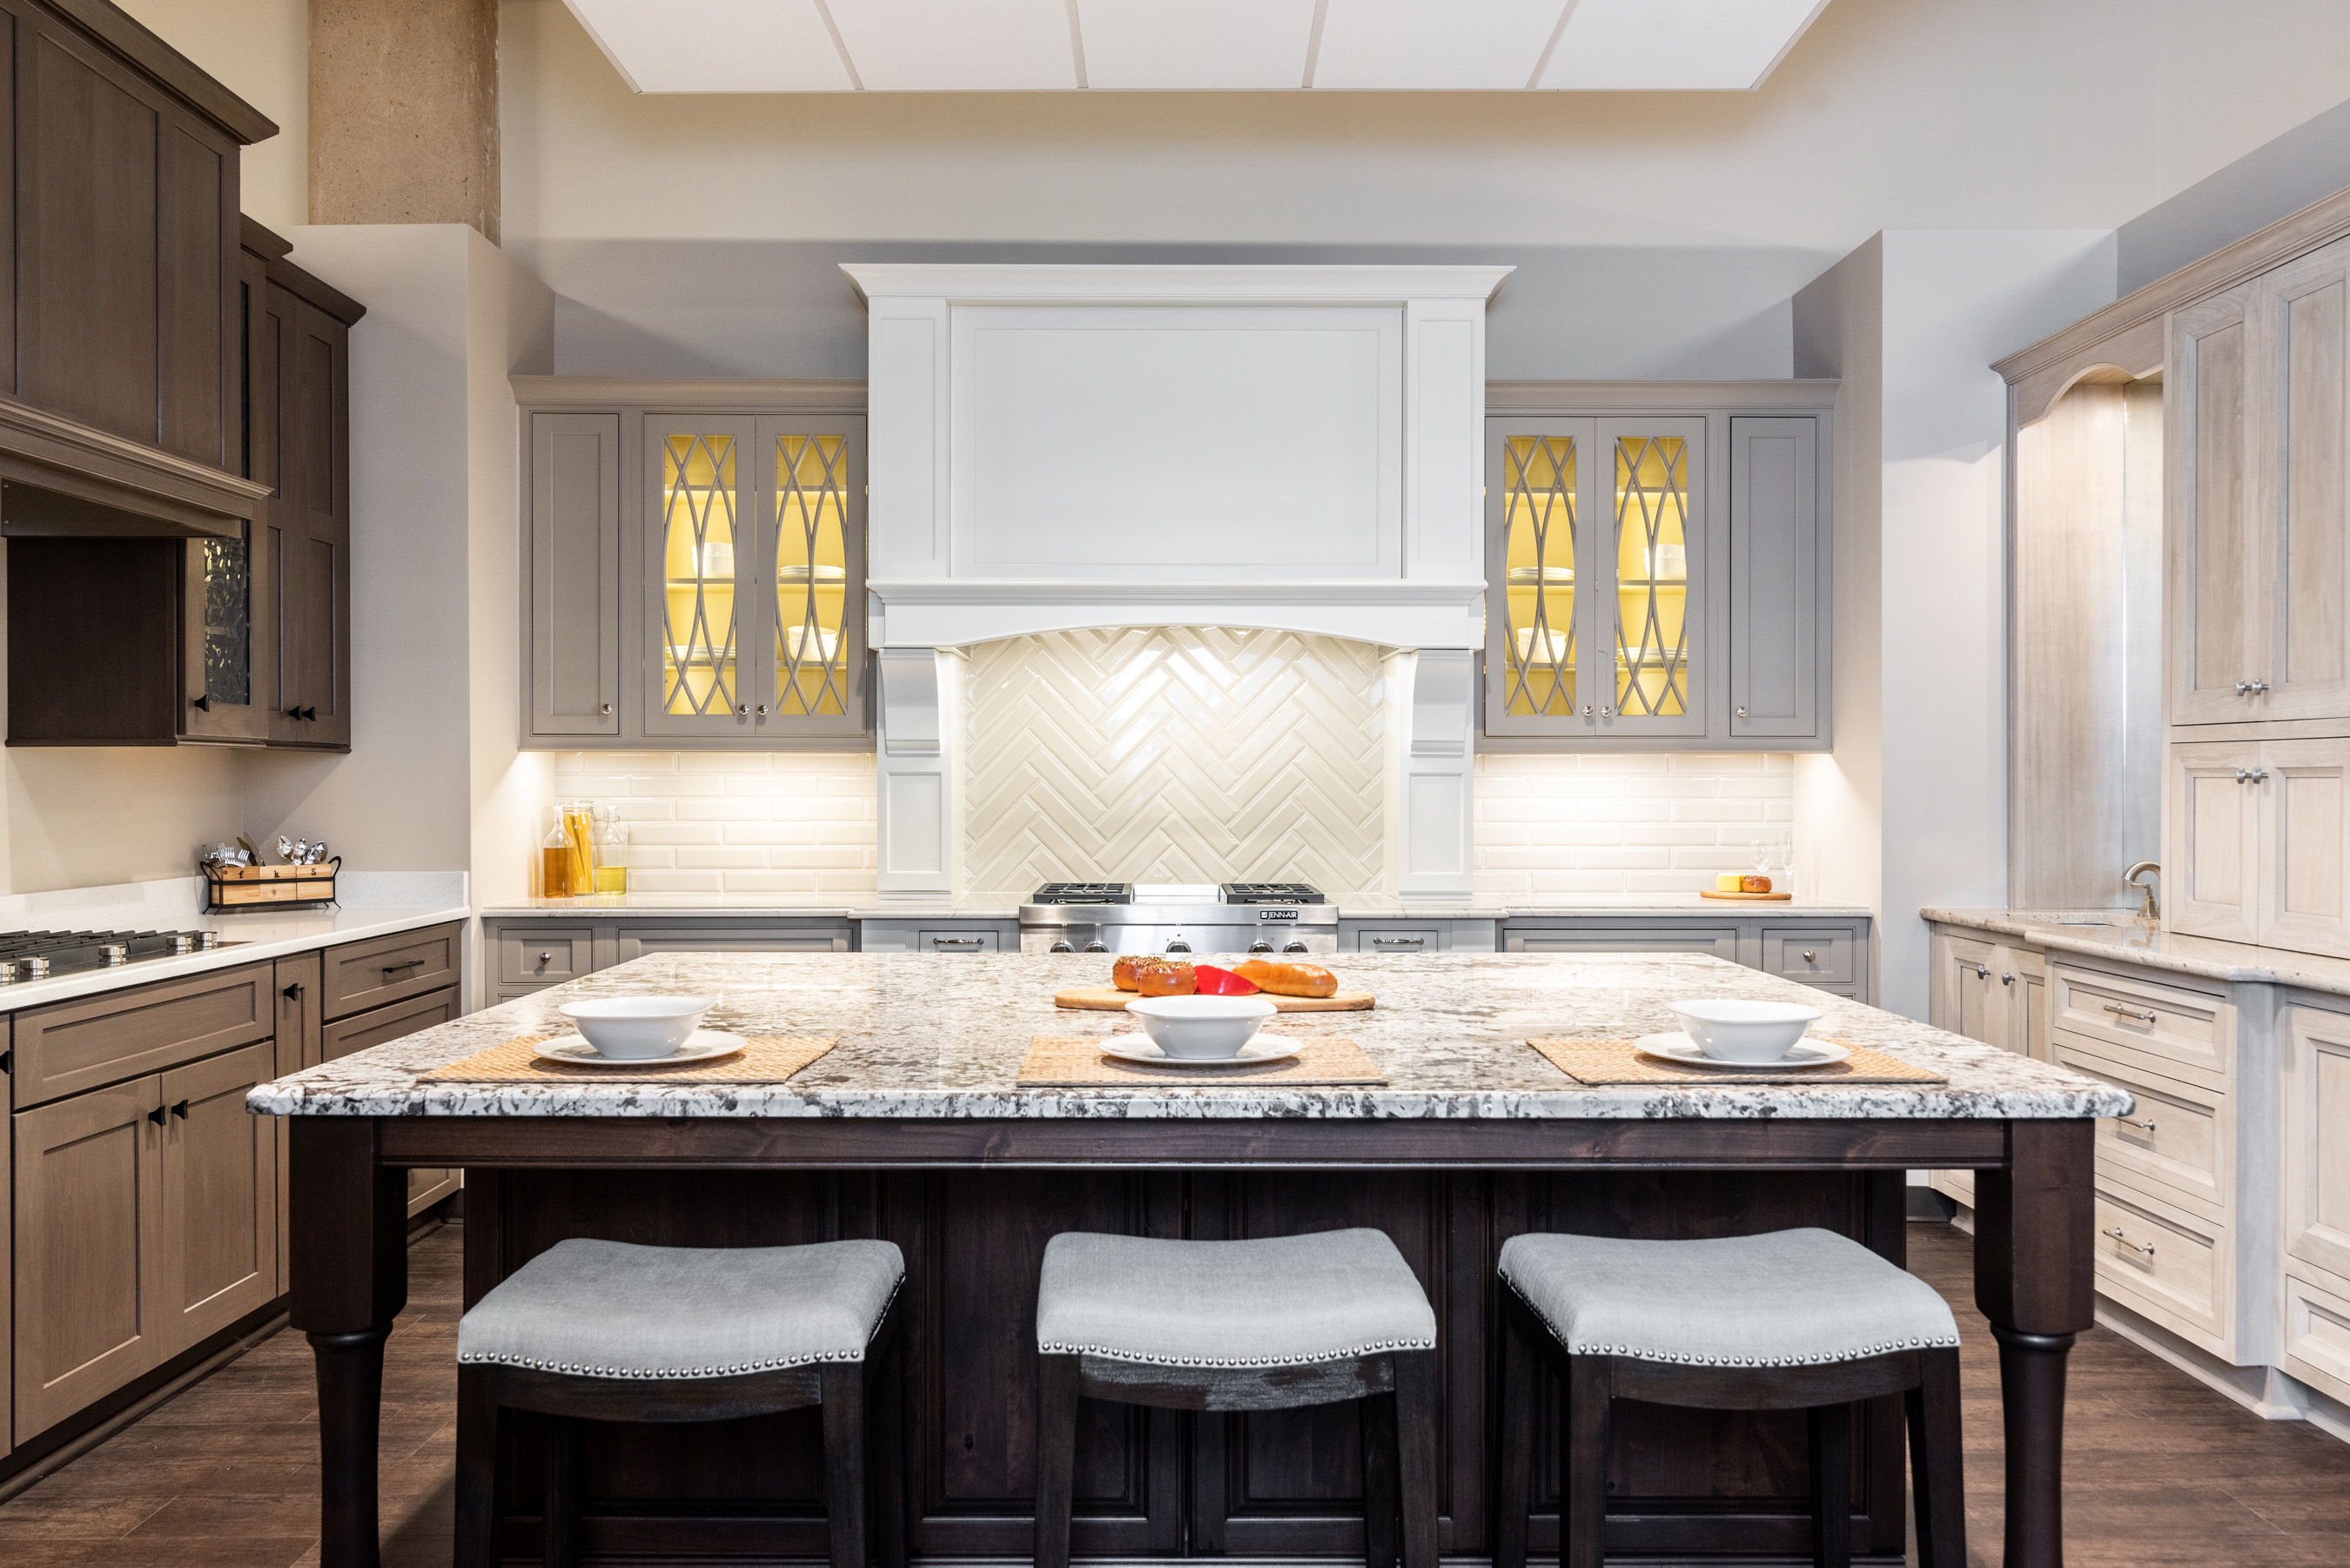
1248 940 1273 954
23 956 49 978
1283 941 1308 955
1083 941 1108 953
198 931 221 949
169 934 198 955
1165 940 1192 954
101 945 127 965
1047 941 1075 954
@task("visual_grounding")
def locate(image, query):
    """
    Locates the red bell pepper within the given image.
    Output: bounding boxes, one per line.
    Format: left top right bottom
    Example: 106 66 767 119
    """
1191 963 1260 995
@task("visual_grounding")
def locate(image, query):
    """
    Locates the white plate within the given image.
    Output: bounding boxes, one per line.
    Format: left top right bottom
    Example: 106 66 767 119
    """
532 1029 749 1067
1098 1034 1303 1069
1635 1033 1850 1069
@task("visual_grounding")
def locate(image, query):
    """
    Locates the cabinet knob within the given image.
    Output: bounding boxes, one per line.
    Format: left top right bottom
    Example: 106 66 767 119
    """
1600 705 1614 718
2002 972 2016 986
600 702 613 716
147 1105 167 1127
282 982 304 1001
170 1099 190 1120
302 707 318 721
735 704 749 715
755 705 769 717
1736 706 1749 720
192 694 212 713
1801 949 1816 962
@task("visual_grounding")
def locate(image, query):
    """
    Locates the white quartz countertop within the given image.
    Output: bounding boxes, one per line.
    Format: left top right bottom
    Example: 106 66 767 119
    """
252 949 2125 1122
1924 907 2350 997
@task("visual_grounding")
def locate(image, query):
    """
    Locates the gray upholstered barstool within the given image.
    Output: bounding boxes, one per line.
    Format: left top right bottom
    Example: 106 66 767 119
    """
453 1237 906 1568
1494 1229 1964 1568
1033 1228 1440 1568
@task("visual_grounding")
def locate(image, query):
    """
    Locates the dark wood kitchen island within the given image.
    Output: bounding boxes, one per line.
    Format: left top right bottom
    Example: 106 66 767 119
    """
252 949 2127 1568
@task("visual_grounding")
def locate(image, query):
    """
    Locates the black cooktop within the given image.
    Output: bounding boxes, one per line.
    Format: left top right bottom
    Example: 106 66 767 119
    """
1030 883 1134 905
1220 883 1326 905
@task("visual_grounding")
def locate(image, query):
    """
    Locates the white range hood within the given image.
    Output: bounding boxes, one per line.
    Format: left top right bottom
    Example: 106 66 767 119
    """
845 263 1511 903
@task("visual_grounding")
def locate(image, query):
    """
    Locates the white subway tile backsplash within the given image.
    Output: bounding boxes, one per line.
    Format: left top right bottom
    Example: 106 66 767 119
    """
539 753 878 899
1472 754 1793 901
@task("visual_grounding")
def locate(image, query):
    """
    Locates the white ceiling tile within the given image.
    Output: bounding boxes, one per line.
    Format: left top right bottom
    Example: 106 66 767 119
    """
1312 0 1569 90
1540 0 1830 90
1076 0 1319 90
825 0 1078 91
564 0 855 93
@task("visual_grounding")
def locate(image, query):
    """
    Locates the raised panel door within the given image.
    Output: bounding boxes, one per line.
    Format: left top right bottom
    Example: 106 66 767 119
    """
2166 740 2262 943
158 1042 278 1351
2168 288 2259 725
272 297 351 747
1485 418 1595 736
2250 238 2350 722
1590 419 1707 740
2259 739 2350 957
1934 935 2005 1050
1728 416 1819 740
2280 1007 2350 1281
644 417 762 739
155 116 236 468
529 413 623 738
12 1076 164 1439
272 952 320 1290
249 266 292 731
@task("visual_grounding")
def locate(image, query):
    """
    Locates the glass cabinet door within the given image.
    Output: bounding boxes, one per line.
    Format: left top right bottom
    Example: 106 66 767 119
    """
645 417 756 736
762 414 866 736
1486 417 1596 735
180 522 266 741
1593 417 1707 737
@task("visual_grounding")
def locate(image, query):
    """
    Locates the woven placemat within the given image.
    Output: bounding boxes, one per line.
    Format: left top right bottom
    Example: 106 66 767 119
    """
416 1035 836 1085
1019 1034 1385 1088
1527 1037 1944 1088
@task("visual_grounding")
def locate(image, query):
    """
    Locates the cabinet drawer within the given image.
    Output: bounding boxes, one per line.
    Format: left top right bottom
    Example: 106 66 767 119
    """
617 924 851 960
2051 963 2233 1087
2056 1042 2227 1219
322 986 461 1063
12 962 272 1109
1762 928 1856 987
1504 927 1739 961
917 929 998 954
1357 928 1440 953
2093 1185 2226 1346
496 927 594 986
2282 1272 2350 1406
321 923 462 1021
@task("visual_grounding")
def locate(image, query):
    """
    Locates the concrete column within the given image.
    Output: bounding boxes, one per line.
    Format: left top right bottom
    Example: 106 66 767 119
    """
309 0 499 241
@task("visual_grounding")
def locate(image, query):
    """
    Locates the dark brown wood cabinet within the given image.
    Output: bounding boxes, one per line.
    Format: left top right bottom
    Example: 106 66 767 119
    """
3 218 360 748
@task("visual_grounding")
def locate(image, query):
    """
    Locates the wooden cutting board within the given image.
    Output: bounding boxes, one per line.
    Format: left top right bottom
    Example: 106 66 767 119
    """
1698 889 1792 901
1054 986 1375 1013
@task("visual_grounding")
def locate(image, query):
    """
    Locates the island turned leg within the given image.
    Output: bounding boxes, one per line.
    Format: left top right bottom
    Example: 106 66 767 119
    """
1973 1118 2095 1568
290 1117 410 1568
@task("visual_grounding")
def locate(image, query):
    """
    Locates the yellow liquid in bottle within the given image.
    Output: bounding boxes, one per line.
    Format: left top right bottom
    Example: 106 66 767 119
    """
594 866 628 895
541 846 574 897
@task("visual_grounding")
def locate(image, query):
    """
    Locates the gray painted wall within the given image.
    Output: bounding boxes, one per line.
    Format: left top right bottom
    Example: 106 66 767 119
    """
536 239 1830 382
2117 93 2350 293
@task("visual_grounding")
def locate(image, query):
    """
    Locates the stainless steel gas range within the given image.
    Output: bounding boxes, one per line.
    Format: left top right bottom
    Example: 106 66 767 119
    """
1017 882 1338 957
0 926 228 983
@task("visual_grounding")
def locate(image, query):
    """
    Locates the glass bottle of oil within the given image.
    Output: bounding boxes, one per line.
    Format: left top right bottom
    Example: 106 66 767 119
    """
540 812 577 897
593 805 628 895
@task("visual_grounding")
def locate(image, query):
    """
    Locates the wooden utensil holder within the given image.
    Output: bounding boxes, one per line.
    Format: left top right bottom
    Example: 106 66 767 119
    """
203 856 340 913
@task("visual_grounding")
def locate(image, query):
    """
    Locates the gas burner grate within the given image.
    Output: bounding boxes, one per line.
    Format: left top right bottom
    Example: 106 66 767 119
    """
1219 883 1326 905
0 927 221 982
1030 882 1135 905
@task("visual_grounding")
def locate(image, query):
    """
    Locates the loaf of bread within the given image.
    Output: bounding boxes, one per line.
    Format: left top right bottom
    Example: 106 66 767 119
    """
1133 959 1197 997
1232 959 1337 998
1111 955 1147 992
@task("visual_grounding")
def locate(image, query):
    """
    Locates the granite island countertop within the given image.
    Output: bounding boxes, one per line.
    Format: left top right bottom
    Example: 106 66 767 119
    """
251 949 2128 1122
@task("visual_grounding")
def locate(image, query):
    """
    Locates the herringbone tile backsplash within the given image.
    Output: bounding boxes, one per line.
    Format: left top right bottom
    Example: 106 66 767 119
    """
963 627 1389 901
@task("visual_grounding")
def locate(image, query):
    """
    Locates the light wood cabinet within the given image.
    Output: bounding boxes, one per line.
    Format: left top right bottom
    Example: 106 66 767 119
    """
518 386 870 749
1482 398 1829 750
2246 238 2350 724
1926 928 2051 1207
2168 738 2350 957
2168 285 2259 725
2282 1005 2350 1283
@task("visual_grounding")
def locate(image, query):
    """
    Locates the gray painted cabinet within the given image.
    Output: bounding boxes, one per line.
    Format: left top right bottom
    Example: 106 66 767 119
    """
1480 389 1832 751
515 382 871 750
1500 914 1873 1002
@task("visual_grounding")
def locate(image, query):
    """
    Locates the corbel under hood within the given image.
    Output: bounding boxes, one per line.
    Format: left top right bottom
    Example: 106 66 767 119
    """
843 262 1510 651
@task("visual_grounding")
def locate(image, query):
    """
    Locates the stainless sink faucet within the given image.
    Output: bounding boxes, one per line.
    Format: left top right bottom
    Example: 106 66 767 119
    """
2123 861 2161 921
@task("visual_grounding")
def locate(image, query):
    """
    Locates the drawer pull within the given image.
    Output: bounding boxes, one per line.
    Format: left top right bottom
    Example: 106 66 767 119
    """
2102 1226 2156 1258
539 951 554 962
2103 1002 2158 1024
2116 1116 2157 1135
381 958 427 975
1373 937 1425 947
931 937 985 948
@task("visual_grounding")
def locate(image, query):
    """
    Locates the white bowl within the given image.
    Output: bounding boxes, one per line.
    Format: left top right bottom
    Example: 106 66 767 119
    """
1667 998 1823 1062
557 995 715 1059
1125 995 1279 1059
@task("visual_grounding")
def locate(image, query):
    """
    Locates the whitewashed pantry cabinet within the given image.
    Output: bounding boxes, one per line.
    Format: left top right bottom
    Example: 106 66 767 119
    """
1481 383 1834 750
515 379 870 748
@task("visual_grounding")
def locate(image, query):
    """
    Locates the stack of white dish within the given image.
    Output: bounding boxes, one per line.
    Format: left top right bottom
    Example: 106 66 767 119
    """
1111 995 1295 1067
1639 999 1846 1069
534 997 748 1066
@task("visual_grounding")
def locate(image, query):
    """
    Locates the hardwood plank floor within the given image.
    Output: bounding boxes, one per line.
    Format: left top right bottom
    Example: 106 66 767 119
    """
0 1219 2344 1565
